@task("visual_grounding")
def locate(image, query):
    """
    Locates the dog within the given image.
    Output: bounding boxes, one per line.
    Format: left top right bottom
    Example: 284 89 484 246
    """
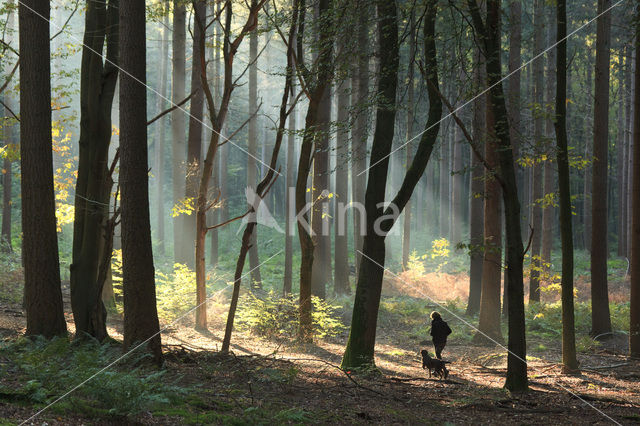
421 349 450 379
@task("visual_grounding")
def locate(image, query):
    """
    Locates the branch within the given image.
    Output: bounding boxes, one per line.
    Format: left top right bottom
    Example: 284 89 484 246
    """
0 99 19 121
50 0 81 41
0 60 19 95
146 92 194 126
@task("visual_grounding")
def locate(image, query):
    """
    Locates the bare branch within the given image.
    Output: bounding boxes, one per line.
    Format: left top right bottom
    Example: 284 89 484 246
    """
146 92 194 126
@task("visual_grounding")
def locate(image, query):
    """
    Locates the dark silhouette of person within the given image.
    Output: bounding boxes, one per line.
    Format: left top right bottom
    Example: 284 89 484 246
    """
430 311 452 360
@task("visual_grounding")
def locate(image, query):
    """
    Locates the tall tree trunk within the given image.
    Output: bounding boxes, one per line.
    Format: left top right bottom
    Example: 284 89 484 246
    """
248 0 262 290
618 50 628 258
19 0 67 338
296 0 334 340
591 0 613 337
630 3 640 357
584 61 593 251
70 0 119 341
617 51 627 258
119 0 162 364
185 0 206 274
1 95 13 252
402 10 416 270
334 44 350 294
350 3 369 274
628 49 636 258
438 131 450 238
155 3 169 257
467 48 485 316
542 6 557 275
342 0 442 369
284 83 296 296
468 0 527 391
508 0 523 238
555 0 579 372
172 1 187 263
529 0 545 303
311 74 332 299
474 99 503 343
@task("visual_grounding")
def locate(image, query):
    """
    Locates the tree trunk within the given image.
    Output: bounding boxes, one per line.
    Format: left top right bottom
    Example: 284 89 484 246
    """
334 51 350 294
439 131 450 239
474 99 504 343
248 1 262 290
542 7 557 275
70 0 119 341
468 0 528 391
1 95 13 252
19 0 67 338
555 0 579 372
628 49 636 258
185 0 206 274
402 10 416 270
591 0 613 338
467 48 485 316
529 0 545 303
630 3 640 357
584 61 593 252
311 75 332 299
618 50 628 258
172 1 187 264
351 4 369 274
508 0 523 237
119 0 162 364
284 84 296 296
342 0 442 369
155 2 169 257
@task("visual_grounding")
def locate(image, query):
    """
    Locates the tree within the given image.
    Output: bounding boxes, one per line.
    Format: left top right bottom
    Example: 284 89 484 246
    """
529 0 545 303
467 0 528 392
350 1 369 273
195 0 266 333
554 0 579 372
284 80 296 296
154 1 169 257
295 0 335 340
185 0 206 273
334 30 350 295
591 0 613 338
630 0 640 358
342 0 442 369
402 8 416 270
1 94 13 253
19 0 67 338
219 0 289 352
247 0 263 291
467 48 485 316
70 0 119 342
119 0 162 363
172 0 187 264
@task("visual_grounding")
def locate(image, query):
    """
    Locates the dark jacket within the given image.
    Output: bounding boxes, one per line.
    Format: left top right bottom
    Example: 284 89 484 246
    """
430 317 452 343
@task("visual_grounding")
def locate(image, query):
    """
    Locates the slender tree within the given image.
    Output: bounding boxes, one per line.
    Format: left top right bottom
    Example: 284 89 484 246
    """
247 0 263 290
591 0 613 338
630 0 640 358
172 0 187 263
1 94 13 253
467 48 485 316
467 0 528 391
402 9 416 270
119 0 162 363
554 0 579 372
185 0 206 274
155 2 169 257
19 0 67 338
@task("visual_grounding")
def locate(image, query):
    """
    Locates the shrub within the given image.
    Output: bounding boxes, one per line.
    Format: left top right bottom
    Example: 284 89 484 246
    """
235 291 346 340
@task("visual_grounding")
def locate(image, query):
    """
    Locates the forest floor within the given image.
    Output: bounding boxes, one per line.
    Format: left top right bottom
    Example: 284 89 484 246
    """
0 272 639 425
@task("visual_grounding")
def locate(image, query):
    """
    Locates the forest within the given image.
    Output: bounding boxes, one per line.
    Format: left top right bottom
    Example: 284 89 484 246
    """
0 0 639 424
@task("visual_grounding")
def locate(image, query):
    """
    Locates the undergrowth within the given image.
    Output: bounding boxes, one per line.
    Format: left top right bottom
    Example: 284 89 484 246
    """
0 337 187 419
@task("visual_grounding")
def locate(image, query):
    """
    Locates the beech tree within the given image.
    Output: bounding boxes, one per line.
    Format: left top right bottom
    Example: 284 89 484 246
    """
630 0 640 358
